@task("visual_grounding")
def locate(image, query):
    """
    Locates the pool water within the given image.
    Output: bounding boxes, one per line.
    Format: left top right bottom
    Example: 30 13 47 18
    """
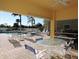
0 33 26 35
36 38 66 46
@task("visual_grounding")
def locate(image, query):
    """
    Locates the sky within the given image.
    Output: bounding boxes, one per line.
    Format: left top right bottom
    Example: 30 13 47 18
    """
0 11 44 26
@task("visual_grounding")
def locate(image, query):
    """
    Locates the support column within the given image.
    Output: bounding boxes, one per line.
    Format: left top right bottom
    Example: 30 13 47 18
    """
50 10 56 38
50 19 55 38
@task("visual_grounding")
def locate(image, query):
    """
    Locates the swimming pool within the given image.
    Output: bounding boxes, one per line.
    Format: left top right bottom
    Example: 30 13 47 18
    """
36 38 66 46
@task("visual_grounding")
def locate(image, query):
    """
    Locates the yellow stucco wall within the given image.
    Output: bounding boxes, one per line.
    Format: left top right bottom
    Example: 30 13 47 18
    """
50 5 78 38
56 6 78 20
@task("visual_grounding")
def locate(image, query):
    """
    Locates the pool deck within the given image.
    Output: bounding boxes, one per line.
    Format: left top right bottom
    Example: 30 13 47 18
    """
0 34 78 59
0 34 36 59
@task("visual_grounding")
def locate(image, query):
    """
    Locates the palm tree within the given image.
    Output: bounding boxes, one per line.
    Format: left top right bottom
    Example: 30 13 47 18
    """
16 19 20 26
12 13 21 27
36 23 43 32
12 13 22 31
27 16 35 27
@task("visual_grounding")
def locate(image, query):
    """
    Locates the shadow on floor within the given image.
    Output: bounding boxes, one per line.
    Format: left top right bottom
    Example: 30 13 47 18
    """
9 39 22 48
